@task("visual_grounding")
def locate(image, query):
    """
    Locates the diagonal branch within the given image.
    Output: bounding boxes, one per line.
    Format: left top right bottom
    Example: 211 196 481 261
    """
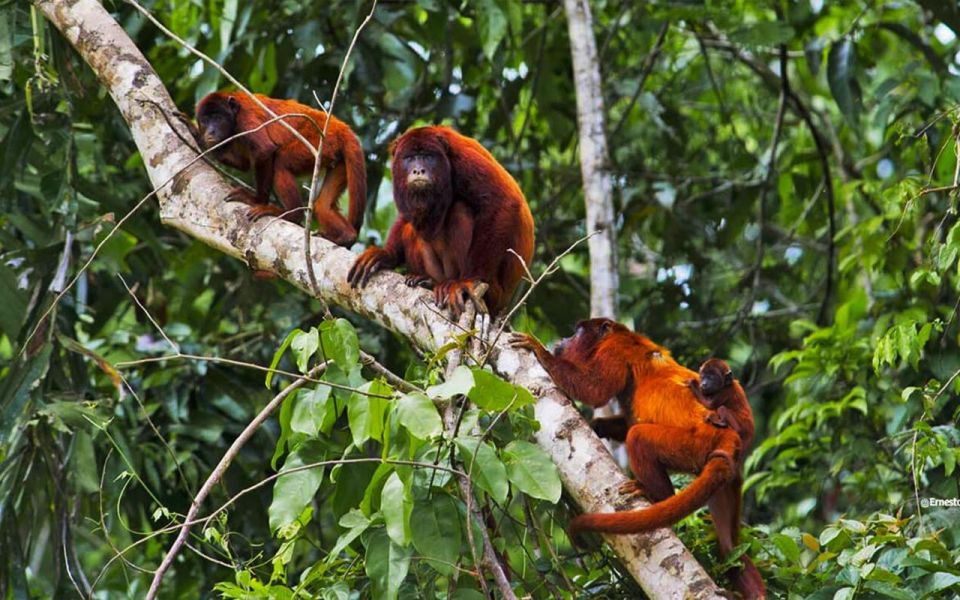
36 0 726 597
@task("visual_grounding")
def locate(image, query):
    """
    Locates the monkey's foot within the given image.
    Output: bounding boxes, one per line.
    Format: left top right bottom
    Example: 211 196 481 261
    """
704 413 730 428
347 247 390 288
226 187 260 205
618 480 645 499
707 449 737 471
246 204 284 221
404 274 434 289
434 278 488 320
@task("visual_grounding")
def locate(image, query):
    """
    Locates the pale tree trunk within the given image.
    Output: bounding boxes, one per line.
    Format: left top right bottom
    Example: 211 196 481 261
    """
36 1 724 597
563 0 626 463
563 0 619 319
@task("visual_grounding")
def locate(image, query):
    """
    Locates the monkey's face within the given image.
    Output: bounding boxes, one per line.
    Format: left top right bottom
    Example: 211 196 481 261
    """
402 152 445 191
392 130 454 230
196 95 240 149
699 360 733 395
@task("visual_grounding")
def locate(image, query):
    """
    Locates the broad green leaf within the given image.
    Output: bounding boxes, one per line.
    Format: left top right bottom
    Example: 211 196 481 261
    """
427 365 474 399
468 368 535 411
411 494 462 576
475 0 507 60
827 38 861 124
269 441 326 532
381 472 412 546
395 392 443 439
502 441 561 502
290 385 333 436
320 318 360 370
347 379 392 446
365 529 412 600
455 437 508 504
290 328 319 374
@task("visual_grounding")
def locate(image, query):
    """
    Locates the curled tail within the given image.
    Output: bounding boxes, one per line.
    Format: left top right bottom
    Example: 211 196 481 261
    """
569 456 733 537
342 131 367 233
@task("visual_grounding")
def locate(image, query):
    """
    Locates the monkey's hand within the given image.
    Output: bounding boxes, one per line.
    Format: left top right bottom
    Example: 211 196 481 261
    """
704 412 729 429
348 247 391 288
434 278 488 319
404 273 434 289
507 332 547 356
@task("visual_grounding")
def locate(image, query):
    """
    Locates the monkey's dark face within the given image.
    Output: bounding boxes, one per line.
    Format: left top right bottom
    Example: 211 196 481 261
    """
402 152 444 190
699 360 733 395
392 129 454 232
196 94 240 149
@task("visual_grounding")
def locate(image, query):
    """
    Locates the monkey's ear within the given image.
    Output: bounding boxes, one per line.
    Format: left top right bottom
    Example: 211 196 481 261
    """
723 370 734 385
227 96 240 113
388 138 399 156
599 320 613 335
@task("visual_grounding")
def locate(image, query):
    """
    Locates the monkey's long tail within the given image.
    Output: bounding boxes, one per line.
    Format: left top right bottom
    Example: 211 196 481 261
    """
569 455 733 536
343 131 367 233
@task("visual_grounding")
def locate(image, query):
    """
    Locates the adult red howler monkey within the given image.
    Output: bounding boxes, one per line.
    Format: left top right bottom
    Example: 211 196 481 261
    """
347 126 534 318
510 320 764 600
195 91 366 246
690 358 755 458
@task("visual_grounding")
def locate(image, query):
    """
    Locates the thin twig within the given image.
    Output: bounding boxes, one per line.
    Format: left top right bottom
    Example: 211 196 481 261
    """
360 350 423 393
481 231 597 365
303 1 377 298
125 0 317 157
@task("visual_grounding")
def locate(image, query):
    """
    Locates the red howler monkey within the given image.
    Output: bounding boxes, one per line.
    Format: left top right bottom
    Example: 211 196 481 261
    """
689 358 754 458
510 320 764 600
194 91 366 246
347 126 534 318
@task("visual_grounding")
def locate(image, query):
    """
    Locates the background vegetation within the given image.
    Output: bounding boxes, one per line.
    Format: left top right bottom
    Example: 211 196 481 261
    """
2 0 960 597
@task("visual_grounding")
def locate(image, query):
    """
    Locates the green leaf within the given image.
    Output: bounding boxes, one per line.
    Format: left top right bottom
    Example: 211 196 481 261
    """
290 328 319 374
395 392 443 439
0 263 27 340
411 494 462 576
426 365 474 399
347 379 392 446
728 21 795 47
320 318 360 370
365 529 412 600
290 385 334 436
502 441 561 502
269 441 326 532
325 510 370 565
267 328 302 388
468 368 535 411
455 437 508 504
827 38 862 124
381 472 412 546
475 0 507 60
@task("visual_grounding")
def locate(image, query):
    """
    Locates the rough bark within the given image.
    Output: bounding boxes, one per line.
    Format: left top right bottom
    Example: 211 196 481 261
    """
36 0 724 597
563 0 619 319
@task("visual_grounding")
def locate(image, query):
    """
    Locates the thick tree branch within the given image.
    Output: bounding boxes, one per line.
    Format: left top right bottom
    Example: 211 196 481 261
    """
37 0 725 597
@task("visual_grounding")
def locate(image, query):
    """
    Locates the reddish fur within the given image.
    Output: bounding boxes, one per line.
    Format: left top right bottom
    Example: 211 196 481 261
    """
195 91 366 246
348 126 534 317
689 359 755 460
510 320 764 600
